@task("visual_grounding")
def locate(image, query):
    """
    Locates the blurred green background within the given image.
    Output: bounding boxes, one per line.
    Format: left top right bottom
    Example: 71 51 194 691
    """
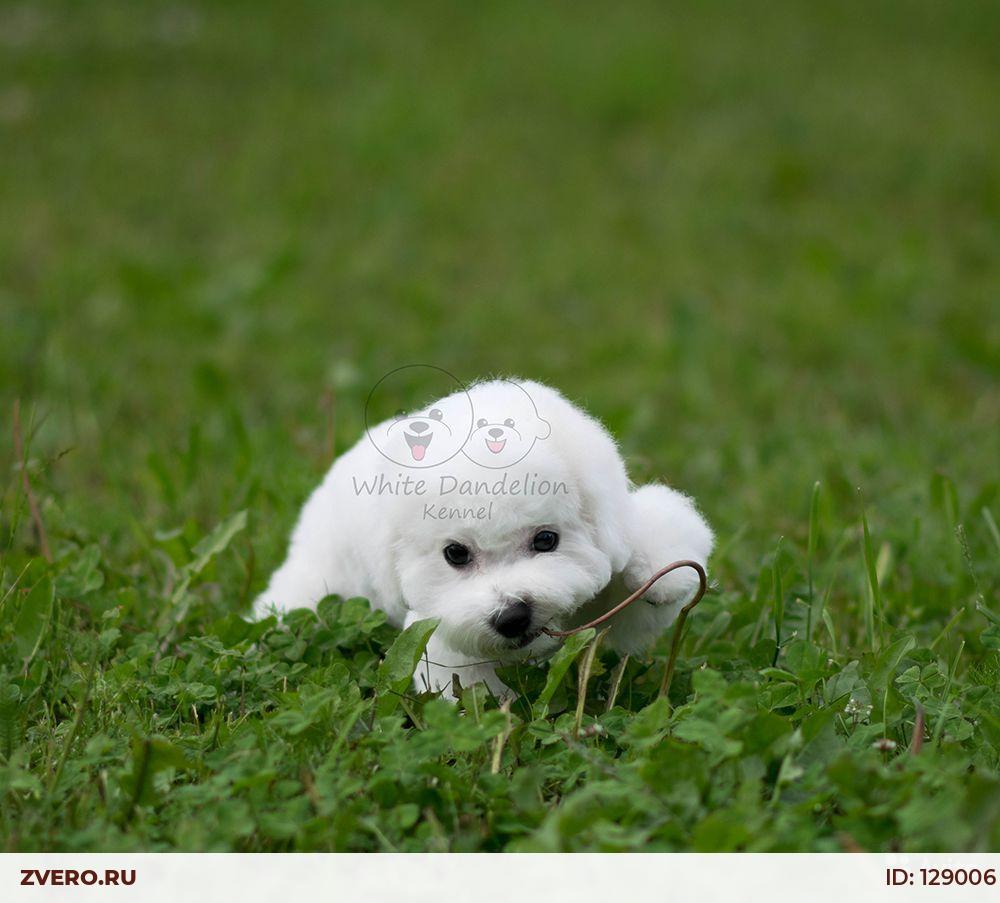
1 0 997 587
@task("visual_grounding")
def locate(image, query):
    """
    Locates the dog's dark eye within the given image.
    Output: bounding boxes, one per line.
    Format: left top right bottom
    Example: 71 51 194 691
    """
477 418 487 428
443 543 472 567
428 408 443 421
504 418 515 428
532 530 559 553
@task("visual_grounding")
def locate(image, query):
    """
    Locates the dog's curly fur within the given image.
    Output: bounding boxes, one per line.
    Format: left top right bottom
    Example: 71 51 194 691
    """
256 379 713 697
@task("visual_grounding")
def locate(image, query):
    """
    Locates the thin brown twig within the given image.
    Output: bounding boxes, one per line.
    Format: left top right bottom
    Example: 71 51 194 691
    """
12 399 52 563
490 697 513 774
542 560 707 638
910 704 925 755
573 627 609 739
658 568 709 700
540 560 709 703
605 654 630 713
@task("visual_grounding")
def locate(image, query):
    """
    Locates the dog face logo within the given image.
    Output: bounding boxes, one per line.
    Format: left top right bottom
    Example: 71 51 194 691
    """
387 403 456 464
365 366 473 468
479 417 516 457
463 380 551 469
395 406 443 463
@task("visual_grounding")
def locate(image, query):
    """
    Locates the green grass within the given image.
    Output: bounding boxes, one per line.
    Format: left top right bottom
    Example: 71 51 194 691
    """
1 0 999 851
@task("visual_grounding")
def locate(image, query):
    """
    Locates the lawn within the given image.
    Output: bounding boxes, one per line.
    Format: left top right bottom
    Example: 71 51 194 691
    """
1 0 998 851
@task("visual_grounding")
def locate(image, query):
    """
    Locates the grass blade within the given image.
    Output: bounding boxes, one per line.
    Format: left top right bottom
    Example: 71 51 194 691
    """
860 504 883 650
771 539 784 666
806 481 821 641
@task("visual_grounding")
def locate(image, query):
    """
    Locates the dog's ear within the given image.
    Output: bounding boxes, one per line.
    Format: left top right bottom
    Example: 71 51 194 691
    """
522 381 632 571
503 378 552 441
575 456 632 572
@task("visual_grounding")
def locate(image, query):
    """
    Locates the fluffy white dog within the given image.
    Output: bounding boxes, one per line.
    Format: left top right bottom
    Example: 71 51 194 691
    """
255 378 713 698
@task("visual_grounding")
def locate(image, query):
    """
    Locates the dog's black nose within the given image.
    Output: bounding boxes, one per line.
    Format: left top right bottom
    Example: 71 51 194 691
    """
490 600 532 638
488 427 504 438
410 421 429 433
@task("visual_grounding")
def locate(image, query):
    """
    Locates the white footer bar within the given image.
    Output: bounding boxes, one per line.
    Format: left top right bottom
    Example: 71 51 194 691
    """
3 853 999 902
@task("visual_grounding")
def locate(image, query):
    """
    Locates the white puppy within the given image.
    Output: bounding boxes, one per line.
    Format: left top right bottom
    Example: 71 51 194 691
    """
256 378 713 698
